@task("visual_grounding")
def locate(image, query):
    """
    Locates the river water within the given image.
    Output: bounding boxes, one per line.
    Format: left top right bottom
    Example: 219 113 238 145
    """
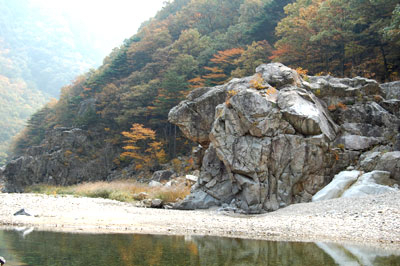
0 229 399 266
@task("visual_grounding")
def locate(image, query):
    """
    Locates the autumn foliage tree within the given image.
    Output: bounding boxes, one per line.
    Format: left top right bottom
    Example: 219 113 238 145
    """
196 47 244 86
121 123 166 170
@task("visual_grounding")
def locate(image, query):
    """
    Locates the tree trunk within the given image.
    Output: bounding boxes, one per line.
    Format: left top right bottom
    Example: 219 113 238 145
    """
173 125 177 158
379 43 389 81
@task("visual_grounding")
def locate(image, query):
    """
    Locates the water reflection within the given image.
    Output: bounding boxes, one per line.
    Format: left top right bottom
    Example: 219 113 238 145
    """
316 242 400 266
0 229 399 266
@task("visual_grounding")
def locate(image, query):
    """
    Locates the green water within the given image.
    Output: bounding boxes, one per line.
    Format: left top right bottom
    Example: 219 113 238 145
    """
0 229 399 266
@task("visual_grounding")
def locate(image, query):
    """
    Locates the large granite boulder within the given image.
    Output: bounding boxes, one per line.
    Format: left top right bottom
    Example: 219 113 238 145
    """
169 63 400 213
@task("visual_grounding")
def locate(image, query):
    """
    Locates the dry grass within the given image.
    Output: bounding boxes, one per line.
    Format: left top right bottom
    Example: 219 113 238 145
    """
26 179 191 203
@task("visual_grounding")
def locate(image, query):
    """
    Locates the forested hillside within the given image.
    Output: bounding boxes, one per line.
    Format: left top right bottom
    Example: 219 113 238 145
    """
0 0 110 164
0 75 49 165
12 0 400 172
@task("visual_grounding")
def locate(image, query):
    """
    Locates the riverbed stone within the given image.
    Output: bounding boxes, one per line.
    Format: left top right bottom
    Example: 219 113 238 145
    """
341 171 397 198
312 170 362 201
149 180 162 187
151 199 164 208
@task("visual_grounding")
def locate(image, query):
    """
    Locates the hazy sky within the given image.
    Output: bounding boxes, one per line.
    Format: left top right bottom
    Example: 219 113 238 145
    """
30 0 168 56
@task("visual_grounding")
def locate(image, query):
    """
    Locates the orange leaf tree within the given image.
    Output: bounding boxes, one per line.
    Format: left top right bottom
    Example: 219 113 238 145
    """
121 123 166 170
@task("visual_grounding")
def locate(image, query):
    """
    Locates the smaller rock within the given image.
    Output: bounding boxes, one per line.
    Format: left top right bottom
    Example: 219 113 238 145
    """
152 170 174 182
185 175 198 183
312 170 362 201
133 192 148 200
217 205 238 213
141 199 152 207
151 199 163 208
13 208 31 216
375 152 400 182
174 190 220 210
149 181 162 187
380 99 400 117
163 203 174 209
256 62 301 87
192 146 205 170
359 151 400 182
334 135 381 151
359 151 382 172
381 81 400 100
341 170 397 198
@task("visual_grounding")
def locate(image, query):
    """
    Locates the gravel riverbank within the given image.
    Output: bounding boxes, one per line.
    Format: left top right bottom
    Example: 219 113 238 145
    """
1 192 399 249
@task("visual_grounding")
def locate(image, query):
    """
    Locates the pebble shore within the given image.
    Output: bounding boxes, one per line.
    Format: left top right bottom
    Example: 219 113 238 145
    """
1 192 399 249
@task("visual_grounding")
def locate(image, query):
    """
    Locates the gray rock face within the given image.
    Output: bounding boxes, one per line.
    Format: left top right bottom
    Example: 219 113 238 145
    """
277 88 339 140
380 99 400 117
3 127 119 192
381 81 400 99
334 135 382 151
255 63 301 87
359 151 400 182
77 98 96 117
306 75 383 106
169 63 400 213
169 86 229 146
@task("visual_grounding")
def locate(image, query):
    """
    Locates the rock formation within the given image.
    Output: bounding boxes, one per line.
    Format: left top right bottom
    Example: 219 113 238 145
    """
169 63 400 213
2 127 119 192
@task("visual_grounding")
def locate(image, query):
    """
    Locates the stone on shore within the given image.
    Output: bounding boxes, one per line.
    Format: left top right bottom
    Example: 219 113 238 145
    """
312 170 362 202
342 171 398 198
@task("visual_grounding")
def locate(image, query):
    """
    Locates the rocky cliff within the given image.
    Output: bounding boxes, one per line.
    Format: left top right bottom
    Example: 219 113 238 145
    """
2 128 120 192
169 63 400 214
